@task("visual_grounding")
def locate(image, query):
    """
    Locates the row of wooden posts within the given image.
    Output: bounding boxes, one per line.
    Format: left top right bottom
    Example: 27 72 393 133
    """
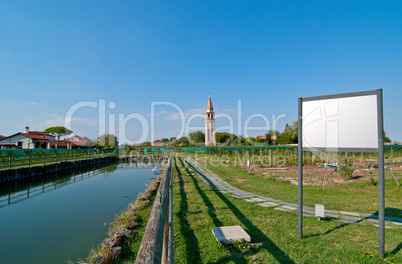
135 153 174 264
206 149 399 166
0 152 110 170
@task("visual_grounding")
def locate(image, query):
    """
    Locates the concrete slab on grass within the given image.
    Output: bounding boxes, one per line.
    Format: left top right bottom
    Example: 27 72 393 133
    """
337 219 362 225
263 198 281 203
212 226 251 244
342 215 361 220
303 214 315 217
373 224 392 229
340 211 360 217
325 209 339 214
303 209 315 214
249 197 266 202
275 207 291 212
258 202 279 207
325 213 339 218
281 205 297 211
281 202 298 207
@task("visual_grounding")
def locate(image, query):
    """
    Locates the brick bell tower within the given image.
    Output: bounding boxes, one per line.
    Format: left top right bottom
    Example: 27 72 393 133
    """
205 96 216 146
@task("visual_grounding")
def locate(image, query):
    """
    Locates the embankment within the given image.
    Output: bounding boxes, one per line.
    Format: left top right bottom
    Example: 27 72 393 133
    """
0 156 119 184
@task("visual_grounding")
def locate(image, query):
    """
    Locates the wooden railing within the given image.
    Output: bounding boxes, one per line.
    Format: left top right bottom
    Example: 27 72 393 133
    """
135 153 174 264
0 151 114 170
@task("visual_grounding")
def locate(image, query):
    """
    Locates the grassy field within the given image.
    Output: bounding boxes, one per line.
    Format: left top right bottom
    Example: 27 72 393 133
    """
200 159 401 219
172 156 402 263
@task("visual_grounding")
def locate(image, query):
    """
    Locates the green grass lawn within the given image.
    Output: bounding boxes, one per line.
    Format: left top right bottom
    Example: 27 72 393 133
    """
172 156 402 263
201 160 401 218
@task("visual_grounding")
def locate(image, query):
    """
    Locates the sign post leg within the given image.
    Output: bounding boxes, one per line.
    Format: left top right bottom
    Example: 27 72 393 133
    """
298 97 303 239
377 89 385 258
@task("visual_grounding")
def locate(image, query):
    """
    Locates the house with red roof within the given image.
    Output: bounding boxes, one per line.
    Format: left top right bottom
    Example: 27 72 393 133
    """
0 127 56 149
0 127 90 149
152 139 164 147
65 135 91 149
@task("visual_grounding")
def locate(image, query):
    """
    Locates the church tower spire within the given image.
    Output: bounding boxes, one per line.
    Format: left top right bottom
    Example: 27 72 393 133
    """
205 96 216 146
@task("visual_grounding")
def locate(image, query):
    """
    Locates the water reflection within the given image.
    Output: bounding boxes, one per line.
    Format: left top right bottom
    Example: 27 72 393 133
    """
0 163 119 208
0 161 162 209
0 161 161 264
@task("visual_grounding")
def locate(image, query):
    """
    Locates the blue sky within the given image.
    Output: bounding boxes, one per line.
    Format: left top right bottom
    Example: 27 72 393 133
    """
1 1 401 143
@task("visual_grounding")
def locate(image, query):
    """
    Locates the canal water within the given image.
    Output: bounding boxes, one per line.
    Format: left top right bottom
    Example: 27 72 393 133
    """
0 162 160 264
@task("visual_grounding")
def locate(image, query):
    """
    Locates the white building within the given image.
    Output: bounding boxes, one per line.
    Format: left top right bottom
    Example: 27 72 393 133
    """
0 127 56 149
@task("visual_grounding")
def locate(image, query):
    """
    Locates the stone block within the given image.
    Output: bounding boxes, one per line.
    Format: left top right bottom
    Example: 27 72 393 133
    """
212 226 251 244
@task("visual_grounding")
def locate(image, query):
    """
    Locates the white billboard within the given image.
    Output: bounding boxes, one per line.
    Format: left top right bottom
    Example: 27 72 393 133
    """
302 91 379 152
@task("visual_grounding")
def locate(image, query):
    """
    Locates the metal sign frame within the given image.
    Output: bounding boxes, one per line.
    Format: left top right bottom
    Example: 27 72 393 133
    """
298 89 385 258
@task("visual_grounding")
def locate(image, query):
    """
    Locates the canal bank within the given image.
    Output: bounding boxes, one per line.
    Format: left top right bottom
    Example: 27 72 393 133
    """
83 160 169 264
0 156 118 184
0 161 160 264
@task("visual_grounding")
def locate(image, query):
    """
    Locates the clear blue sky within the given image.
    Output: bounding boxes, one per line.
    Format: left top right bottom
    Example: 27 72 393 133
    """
1 1 401 143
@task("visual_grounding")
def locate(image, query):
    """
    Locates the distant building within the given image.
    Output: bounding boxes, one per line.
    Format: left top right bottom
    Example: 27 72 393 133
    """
152 139 165 147
205 96 216 146
257 136 266 140
65 135 91 149
0 127 90 149
0 135 5 139
0 127 56 149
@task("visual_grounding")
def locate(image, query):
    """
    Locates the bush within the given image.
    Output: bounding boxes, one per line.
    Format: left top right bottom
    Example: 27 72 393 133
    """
338 155 355 180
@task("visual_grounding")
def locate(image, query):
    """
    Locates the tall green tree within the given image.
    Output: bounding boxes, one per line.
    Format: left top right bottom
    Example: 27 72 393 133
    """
188 131 205 145
177 136 190 147
215 132 237 145
265 130 279 145
384 131 391 143
44 126 73 140
95 134 118 148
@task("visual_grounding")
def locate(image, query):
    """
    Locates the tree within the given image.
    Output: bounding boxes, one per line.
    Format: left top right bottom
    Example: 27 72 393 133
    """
177 137 189 147
277 132 293 145
265 130 279 145
255 136 267 144
188 131 205 145
44 126 73 141
94 134 118 148
245 137 256 145
288 120 299 144
384 131 391 143
216 132 237 145
139 141 151 147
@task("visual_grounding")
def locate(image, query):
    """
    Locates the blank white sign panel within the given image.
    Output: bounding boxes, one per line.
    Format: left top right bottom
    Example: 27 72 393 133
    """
302 94 378 151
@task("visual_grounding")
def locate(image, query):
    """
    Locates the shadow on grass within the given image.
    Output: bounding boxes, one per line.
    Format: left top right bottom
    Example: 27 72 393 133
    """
174 157 202 263
385 207 402 219
387 242 401 257
181 157 296 264
301 210 401 258
178 157 223 227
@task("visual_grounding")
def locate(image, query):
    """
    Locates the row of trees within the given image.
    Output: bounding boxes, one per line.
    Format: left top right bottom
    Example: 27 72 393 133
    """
44 126 119 148
44 121 392 148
